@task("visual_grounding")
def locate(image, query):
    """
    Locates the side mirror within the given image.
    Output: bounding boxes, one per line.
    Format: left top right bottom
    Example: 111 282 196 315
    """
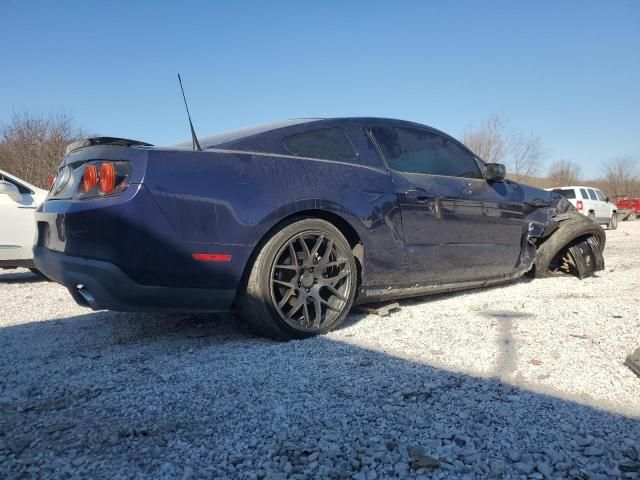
0 180 20 196
484 163 506 182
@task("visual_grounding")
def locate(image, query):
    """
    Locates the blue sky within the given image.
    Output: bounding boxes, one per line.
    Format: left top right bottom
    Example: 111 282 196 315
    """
1 0 638 178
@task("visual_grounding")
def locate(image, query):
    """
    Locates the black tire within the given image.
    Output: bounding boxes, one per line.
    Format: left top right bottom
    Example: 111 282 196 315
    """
533 215 606 279
238 218 357 340
608 213 618 230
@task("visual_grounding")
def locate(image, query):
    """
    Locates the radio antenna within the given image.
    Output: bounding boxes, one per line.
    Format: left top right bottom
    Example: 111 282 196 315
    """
177 74 202 151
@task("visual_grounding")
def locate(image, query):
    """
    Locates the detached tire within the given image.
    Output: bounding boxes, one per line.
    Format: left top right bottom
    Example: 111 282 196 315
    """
533 215 606 279
238 218 357 340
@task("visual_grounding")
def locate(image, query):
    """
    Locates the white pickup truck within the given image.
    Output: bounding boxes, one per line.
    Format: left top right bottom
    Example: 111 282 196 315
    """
546 185 618 230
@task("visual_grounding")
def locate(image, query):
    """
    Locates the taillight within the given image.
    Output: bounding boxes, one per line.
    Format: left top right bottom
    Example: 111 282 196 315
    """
82 165 98 192
99 162 116 193
75 161 131 198
51 166 72 195
576 200 583 210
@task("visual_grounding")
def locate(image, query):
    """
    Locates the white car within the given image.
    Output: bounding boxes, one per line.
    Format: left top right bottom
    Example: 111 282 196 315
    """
0 170 48 270
547 185 618 229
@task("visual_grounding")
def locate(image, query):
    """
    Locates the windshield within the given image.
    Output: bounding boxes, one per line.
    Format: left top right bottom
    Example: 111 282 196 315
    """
173 119 320 149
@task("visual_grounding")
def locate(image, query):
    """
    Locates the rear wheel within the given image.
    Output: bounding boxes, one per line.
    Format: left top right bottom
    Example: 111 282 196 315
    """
608 213 618 230
238 218 357 340
588 211 596 223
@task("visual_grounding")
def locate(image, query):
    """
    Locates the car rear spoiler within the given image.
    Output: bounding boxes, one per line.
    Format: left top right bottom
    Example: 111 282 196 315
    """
65 137 153 156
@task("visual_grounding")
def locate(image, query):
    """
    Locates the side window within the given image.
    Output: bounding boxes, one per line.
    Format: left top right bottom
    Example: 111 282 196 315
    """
580 188 589 199
371 126 482 178
283 128 357 161
595 190 607 201
587 189 598 200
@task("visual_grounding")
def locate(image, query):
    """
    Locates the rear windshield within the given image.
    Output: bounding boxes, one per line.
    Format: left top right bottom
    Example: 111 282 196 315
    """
173 119 320 149
553 188 576 199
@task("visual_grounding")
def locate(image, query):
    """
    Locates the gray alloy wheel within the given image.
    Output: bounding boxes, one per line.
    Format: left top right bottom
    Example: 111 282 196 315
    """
238 218 357 340
608 213 618 230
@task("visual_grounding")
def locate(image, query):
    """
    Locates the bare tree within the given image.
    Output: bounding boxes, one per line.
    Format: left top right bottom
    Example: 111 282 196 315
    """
508 131 546 177
0 111 86 188
600 156 639 200
462 114 508 164
547 159 581 186
462 114 546 179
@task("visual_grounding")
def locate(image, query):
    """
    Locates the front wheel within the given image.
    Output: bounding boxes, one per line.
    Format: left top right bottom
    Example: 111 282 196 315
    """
608 213 618 230
238 218 357 340
533 214 606 278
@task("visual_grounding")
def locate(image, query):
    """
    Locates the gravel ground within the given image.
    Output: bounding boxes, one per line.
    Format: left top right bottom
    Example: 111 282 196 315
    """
1 222 639 479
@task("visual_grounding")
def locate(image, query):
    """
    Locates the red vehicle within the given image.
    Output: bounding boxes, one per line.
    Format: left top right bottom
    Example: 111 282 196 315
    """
616 197 640 212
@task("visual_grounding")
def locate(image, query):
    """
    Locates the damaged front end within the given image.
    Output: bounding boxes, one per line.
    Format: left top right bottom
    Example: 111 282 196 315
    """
519 192 606 280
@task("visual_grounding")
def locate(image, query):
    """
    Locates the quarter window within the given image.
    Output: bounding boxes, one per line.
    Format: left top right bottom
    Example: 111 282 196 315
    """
283 128 357 161
371 126 482 179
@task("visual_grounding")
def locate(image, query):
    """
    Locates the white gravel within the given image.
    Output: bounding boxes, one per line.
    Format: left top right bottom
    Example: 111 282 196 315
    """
1 221 639 479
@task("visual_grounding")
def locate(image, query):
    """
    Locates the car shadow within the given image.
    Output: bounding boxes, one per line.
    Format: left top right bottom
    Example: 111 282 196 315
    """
0 269 48 284
0 308 638 479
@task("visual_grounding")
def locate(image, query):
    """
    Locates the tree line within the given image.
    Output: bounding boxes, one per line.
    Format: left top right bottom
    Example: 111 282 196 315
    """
462 114 640 200
1 111 639 200
0 111 86 189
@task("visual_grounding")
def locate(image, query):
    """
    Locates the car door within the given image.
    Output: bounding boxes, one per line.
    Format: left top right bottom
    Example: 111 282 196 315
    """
368 125 525 285
586 188 601 220
0 174 40 262
594 190 611 221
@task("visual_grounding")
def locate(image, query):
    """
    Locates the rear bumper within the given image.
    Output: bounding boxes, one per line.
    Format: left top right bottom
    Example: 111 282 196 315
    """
34 246 235 312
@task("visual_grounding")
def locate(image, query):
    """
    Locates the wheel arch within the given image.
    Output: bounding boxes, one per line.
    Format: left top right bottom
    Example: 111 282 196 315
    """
237 209 364 296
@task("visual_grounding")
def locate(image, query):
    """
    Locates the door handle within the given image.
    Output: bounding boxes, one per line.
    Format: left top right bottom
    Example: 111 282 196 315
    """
404 191 442 216
405 189 430 202
405 190 439 203
18 206 37 209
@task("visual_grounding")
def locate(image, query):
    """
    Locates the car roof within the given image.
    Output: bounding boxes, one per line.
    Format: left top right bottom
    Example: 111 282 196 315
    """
173 117 452 150
548 186 601 190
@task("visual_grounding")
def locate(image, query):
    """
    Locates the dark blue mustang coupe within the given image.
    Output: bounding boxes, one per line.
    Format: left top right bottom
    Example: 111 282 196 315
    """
34 118 604 339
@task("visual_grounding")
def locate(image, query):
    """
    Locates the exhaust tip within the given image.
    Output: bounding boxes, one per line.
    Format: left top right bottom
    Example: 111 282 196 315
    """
75 285 102 310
